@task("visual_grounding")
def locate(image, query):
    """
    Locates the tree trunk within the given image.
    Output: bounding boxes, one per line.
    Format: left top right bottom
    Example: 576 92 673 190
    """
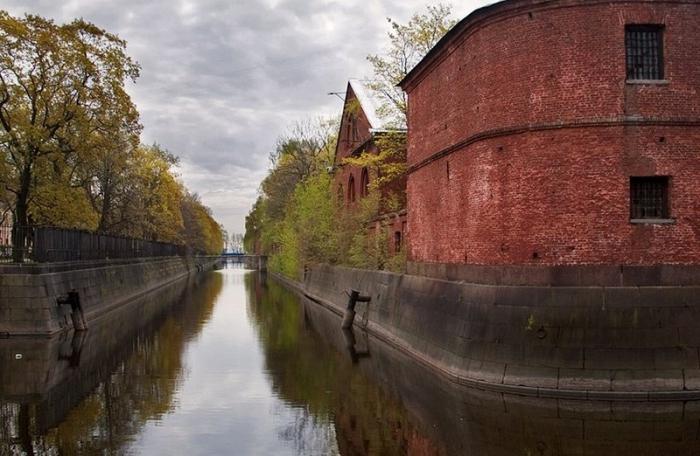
12 167 31 262
98 189 112 233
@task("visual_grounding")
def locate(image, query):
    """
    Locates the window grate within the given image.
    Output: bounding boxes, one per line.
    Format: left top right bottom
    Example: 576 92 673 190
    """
626 25 664 80
630 176 669 219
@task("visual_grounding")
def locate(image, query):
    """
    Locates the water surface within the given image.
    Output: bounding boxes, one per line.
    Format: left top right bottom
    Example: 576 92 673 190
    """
1 264 699 455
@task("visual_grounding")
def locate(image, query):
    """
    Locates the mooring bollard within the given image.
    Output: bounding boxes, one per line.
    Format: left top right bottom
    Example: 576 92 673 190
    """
57 290 87 331
341 289 371 329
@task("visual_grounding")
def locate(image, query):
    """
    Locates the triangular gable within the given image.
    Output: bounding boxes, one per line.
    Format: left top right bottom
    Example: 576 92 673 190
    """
333 79 404 166
334 81 374 166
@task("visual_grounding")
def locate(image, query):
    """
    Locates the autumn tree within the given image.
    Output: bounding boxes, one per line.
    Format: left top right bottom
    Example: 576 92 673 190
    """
122 144 183 242
341 5 454 272
346 3 454 188
79 131 138 233
180 190 224 255
0 11 140 259
244 7 454 276
366 4 455 126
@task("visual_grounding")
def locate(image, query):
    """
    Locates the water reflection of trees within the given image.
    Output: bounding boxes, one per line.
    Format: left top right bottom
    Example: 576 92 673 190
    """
246 275 700 456
0 271 224 455
245 273 444 456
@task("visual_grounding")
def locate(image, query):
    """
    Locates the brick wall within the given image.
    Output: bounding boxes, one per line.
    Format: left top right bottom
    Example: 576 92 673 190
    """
403 0 700 265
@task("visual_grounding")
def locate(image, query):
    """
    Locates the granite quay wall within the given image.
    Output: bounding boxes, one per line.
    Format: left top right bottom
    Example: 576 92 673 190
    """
0 270 218 433
296 289 700 455
297 264 700 401
0 255 220 336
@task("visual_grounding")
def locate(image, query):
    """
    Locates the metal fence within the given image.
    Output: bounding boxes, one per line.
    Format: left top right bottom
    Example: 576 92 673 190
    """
0 225 188 263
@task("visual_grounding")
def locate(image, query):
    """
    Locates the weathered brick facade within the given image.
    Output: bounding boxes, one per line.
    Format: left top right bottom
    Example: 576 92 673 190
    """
400 0 700 266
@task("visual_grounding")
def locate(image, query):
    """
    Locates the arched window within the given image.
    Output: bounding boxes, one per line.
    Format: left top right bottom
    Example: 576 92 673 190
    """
360 168 369 198
348 175 356 205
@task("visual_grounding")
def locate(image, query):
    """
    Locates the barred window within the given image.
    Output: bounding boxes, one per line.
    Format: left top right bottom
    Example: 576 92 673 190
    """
625 25 664 80
630 176 669 220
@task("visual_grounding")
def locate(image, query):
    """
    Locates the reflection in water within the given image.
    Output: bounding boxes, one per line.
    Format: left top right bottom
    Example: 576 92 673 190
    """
0 271 224 455
246 273 444 455
1 266 699 455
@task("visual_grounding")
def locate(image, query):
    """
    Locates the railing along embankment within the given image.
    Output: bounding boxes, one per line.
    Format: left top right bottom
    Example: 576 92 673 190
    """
0 226 219 336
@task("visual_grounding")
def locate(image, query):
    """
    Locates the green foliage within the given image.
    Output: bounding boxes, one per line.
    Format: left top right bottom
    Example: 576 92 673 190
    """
384 247 407 273
245 4 454 275
292 173 339 264
342 130 407 212
366 4 455 127
348 222 388 270
245 118 340 276
0 10 141 237
267 217 300 279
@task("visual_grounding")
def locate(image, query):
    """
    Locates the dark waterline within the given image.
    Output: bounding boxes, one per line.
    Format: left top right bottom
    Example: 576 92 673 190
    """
1 264 699 455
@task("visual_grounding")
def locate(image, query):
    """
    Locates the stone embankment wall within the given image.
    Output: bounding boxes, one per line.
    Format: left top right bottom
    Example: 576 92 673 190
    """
297 290 700 455
300 264 700 400
0 256 219 336
0 275 197 430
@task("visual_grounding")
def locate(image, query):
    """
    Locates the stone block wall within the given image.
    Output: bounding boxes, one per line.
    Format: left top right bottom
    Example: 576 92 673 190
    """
297 289 700 454
303 264 700 399
0 256 219 336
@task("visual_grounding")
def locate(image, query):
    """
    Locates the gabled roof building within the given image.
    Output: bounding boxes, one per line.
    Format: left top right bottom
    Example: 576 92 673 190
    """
333 79 407 256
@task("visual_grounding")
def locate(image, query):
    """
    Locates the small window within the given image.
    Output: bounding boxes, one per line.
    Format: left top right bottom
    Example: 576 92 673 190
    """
625 25 664 80
394 231 402 253
630 176 669 220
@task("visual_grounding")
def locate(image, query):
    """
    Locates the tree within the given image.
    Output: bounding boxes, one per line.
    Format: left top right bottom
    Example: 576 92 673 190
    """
80 132 138 233
0 11 140 259
366 4 455 127
247 117 337 258
346 4 454 211
123 144 183 243
262 118 335 221
180 190 224 255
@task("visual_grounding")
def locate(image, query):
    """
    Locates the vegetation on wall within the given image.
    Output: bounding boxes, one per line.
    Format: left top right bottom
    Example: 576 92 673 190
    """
366 4 456 127
243 5 452 277
244 5 453 278
0 11 224 255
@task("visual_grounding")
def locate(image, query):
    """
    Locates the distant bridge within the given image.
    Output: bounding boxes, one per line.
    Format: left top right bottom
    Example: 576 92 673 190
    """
219 253 266 270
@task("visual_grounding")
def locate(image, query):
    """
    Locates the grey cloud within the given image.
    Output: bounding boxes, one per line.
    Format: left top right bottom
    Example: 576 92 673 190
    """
3 0 491 232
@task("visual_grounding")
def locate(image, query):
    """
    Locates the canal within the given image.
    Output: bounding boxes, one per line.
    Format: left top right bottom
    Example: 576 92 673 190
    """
1 264 700 455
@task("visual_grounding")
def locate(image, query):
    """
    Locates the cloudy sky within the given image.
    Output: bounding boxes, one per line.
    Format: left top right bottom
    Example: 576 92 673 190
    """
3 0 491 234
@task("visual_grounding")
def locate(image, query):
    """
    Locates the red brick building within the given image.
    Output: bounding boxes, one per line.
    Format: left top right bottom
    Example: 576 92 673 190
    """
400 0 700 268
334 80 407 256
